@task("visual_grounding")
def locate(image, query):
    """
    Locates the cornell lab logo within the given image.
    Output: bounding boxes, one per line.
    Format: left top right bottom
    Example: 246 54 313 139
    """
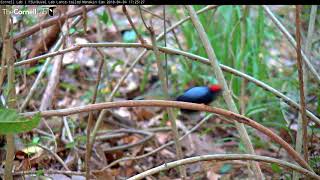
48 7 56 16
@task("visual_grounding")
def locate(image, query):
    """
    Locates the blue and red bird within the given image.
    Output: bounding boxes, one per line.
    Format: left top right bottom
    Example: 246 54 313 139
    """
176 84 222 113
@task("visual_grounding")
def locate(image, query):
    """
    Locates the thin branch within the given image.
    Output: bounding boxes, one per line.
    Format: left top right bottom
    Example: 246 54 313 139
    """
21 99 312 171
127 154 320 180
295 5 308 162
0 170 85 176
37 144 71 171
138 6 150 31
63 117 74 142
294 6 318 179
263 5 320 83
185 5 264 179
97 129 154 152
84 38 106 180
1 5 15 180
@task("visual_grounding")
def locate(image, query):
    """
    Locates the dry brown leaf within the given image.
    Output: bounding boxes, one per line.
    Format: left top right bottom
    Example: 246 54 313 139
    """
133 108 155 121
92 169 119 180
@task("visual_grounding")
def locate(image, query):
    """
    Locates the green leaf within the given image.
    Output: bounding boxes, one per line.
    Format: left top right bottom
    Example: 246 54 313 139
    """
36 169 45 176
66 63 80 71
59 82 77 92
0 109 41 134
110 59 124 73
27 66 41 75
32 136 40 145
271 163 282 174
66 141 75 149
123 30 137 43
69 27 76 35
97 11 109 25
219 164 232 174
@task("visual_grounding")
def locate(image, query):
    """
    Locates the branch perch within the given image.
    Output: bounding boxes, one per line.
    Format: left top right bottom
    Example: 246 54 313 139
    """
22 99 312 171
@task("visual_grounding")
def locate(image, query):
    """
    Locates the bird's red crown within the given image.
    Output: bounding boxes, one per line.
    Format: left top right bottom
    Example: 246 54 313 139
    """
209 84 222 92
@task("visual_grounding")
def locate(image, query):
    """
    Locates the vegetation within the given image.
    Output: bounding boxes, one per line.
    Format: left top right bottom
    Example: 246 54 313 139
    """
0 5 319 179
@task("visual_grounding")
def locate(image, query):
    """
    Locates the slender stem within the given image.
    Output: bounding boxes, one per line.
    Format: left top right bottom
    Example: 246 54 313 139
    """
85 48 105 180
127 154 320 180
295 5 308 162
294 5 317 180
0 170 85 176
37 144 71 171
1 5 15 180
185 5 264 179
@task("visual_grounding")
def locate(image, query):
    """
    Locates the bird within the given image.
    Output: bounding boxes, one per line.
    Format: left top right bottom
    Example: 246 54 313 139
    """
176 84 222 113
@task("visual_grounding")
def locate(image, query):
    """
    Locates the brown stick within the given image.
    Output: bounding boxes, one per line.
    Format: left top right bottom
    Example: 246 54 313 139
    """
22 100 312 171
295 5 308 162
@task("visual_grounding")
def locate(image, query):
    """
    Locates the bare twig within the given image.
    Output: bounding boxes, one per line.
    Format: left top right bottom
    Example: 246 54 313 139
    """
185 5 264 179
63 117 74 142
1 5 15 180
295 5 308 162
0 170 85 176
138 6 150 31
294 5 317 180
85 42 106 180
37 144 71 171
99 129 154 152
127 154 320 180
21 99 312 171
